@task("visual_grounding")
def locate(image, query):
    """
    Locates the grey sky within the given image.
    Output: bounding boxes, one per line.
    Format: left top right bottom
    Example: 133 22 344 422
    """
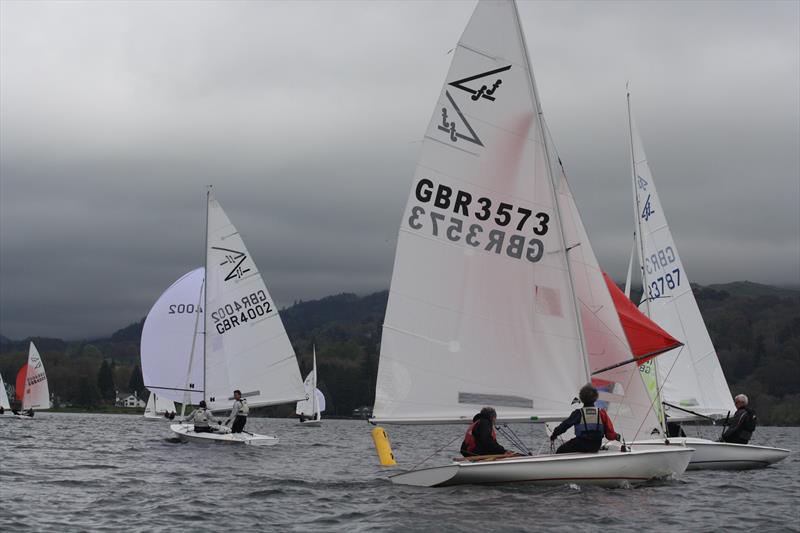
1 0 798 339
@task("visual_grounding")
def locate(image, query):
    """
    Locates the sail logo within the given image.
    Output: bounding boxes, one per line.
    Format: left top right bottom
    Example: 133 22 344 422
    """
448 65 511 102
30 354 42 370
437 91 483 146
212 246 251 281
641 194 655 221
637 175 648 191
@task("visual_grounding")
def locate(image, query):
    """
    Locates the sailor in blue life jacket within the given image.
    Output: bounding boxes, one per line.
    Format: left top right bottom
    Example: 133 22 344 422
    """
720 394 757 444
224 390 249 433
549 384 621 454
460 406 515 457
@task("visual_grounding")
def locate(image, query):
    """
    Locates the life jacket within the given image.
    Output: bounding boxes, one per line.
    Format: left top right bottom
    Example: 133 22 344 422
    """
236 398 249 416
574 407 604 440
462 419 496 455
742 409 756 432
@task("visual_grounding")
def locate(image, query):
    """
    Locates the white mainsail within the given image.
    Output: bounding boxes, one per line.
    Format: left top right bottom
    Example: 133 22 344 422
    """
204 192 306 412
0 372 10 410
141 268 206 406
373 0 591 424
296 348 325 418
627 94 735 418
21 342 50 410
144 392 176 417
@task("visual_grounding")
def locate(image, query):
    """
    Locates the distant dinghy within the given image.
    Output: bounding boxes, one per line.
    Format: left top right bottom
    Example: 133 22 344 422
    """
370 0 693 487
622 91 789 469
141 189 306 445
143 392 176 421
0 372 11 413
296 347 325 427
14 342 50 419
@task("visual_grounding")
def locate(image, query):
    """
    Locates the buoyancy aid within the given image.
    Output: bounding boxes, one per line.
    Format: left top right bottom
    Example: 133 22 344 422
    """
239 399 249 416
574 407 604 440
462 420 497 454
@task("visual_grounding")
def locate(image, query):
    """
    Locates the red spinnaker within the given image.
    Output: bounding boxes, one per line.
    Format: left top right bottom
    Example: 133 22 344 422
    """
16 363 29 401
602 272 682 364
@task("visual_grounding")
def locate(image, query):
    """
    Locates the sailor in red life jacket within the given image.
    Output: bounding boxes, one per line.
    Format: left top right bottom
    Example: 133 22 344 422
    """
460 406 515 457
549 384 621 454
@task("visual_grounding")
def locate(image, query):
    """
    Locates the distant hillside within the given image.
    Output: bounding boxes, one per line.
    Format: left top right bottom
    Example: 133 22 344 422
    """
1 282 798 423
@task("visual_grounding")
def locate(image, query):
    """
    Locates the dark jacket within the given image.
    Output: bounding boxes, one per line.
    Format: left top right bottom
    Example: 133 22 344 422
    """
721 407 756 443
460 415 506 456
551 404 619 443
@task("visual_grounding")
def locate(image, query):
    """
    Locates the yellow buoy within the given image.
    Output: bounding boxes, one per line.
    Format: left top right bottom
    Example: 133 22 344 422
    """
372 426 397 466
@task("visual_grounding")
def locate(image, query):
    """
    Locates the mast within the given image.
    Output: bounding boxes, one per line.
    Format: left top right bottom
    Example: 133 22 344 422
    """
627 90 665 434
203 186 211 404
512 0 590 382
312 346 318 417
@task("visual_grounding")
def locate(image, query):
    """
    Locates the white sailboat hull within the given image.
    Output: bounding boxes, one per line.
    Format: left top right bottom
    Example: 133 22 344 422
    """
631 437 790 470
389 447 694 487
170 423 279 446
143 413 170 421
298 419 322 427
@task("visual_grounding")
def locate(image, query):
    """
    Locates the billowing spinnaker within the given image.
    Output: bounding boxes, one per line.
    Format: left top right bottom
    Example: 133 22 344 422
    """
629 104 734 418
204 194 305 411
555 168 662 440
140 268 205 405
21 342 50 410
373 0 586 423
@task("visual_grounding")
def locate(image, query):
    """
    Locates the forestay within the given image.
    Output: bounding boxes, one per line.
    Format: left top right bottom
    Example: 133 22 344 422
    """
17 342 50 410
141 268 205 405
373 0 588 424
204 193 305 412
628 97 734 418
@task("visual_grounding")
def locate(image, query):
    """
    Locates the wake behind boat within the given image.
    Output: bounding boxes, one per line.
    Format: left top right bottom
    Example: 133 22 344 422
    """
369 0 692 487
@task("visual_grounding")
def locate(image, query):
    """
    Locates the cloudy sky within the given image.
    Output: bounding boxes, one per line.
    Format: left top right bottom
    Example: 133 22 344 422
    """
1 0 798 340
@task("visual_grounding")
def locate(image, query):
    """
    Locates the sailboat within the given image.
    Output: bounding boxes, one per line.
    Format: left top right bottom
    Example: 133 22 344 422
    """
370 0 693 487
0 372 11 413
141 189 307 445
296 347 325 426
14 342 50 418
623 91 790 469
143 392 177 421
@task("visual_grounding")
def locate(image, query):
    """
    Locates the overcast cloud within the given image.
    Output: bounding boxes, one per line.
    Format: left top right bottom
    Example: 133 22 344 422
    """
1 0 798 339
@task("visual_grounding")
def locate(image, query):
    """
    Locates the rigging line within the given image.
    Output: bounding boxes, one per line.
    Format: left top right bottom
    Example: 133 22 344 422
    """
408 434 462 472
662 401 716 421
497 424 532 455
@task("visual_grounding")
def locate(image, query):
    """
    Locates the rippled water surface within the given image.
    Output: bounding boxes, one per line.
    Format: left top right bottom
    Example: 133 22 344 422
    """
1 414 797 532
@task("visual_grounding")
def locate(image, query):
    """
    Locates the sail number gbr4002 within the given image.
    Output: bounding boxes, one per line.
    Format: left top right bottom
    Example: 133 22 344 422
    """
408 178 549 262
211 289 273 335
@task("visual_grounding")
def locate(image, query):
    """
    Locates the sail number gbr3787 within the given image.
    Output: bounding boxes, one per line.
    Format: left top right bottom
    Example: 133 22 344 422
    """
211 289 273 335
408 178 549 262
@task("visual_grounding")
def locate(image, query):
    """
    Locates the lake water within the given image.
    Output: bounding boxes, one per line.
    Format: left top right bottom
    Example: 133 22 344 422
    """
0 413 797 532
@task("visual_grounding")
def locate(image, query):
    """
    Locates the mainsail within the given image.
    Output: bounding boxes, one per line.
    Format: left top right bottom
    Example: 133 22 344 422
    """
16 342 50 410
141 268 206 405
0 372 11 410
373 0 589 424
627 94 735 418
204 192 306 411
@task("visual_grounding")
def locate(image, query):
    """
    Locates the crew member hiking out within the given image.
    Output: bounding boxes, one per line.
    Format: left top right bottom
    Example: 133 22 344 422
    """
182 401 220 433
460 407 515 457
720 394 757 444
225 390 249 434
550 384 621 454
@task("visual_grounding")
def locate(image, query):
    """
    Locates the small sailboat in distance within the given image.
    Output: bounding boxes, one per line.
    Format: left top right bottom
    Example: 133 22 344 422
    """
14 342 50 419
142 188 306 445
143 392 177 421
0 372 11 413
370 0 693 487
296 347 325 427
623 90 789 469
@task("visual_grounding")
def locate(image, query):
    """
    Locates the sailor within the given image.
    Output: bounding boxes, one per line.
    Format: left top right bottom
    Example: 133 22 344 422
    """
720 394 757 444
182 400 220 433
0 406 4 414
549 384 621 454
225 390 249 434
460 407 514 457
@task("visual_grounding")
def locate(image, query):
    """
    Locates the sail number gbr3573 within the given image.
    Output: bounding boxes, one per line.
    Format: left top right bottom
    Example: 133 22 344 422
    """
408 178 549 262
211 289 273 335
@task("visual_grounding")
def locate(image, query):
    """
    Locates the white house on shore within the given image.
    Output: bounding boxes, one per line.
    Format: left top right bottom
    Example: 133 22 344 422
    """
115 391 145 408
